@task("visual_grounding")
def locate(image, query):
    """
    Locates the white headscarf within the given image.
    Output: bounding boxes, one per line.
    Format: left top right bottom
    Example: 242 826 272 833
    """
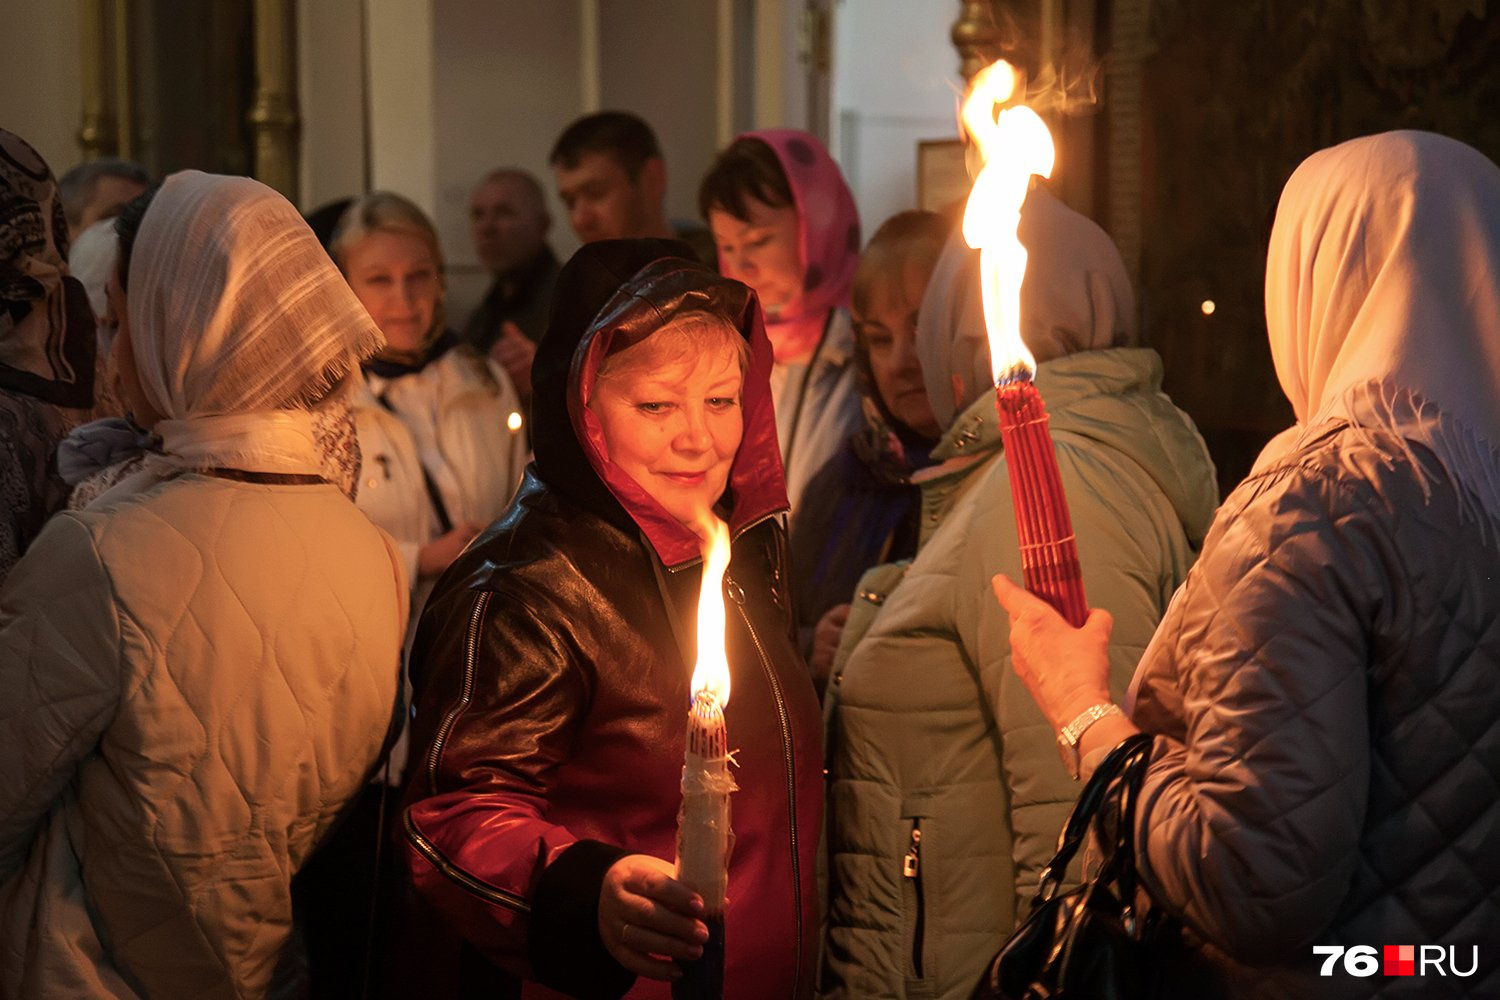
916 186 1137 429
1262 130 1500 526
106 171 383 496
68 219 119 322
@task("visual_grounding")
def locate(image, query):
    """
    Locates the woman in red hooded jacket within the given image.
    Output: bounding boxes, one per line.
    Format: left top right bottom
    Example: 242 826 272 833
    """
402 239 822 999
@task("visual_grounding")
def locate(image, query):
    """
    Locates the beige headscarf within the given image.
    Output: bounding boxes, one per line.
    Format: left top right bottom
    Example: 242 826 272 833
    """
1262 130 1500 526
916 185 1137 429
103 171 383 498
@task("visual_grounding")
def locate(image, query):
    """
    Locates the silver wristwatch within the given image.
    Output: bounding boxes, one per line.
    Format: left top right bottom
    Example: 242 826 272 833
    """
1057 702 1124 780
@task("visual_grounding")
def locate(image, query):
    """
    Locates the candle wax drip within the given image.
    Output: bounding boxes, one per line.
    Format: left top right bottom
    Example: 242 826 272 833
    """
678 690 735 918
994 377 1089 627
687 691 727 758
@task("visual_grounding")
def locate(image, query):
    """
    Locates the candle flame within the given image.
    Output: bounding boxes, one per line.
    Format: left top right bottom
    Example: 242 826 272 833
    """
961 60 1056 382
506 410 523 432
690 515 733 708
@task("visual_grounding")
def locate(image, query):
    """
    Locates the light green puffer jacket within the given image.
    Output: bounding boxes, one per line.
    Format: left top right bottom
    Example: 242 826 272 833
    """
820 346 1217 1000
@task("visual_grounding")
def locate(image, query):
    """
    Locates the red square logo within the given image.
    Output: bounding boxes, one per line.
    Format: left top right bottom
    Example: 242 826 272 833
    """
1384 945 1415 976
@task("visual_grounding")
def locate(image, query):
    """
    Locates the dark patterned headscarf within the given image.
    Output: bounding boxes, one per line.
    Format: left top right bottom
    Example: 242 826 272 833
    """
0 129 95 408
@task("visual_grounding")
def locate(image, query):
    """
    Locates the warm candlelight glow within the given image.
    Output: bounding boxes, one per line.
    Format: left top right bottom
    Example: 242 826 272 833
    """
690 516 733 708
506 410 523 432
1200 299 1216 316
961 60 1056 382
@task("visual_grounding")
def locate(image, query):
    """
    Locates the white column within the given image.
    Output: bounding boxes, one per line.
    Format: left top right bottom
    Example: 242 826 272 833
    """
364 0 437 216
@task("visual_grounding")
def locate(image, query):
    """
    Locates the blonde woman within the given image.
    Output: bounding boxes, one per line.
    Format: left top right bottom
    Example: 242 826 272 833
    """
331 192 529 629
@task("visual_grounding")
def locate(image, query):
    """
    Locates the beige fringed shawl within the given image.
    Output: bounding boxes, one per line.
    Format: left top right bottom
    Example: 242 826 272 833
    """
100 171 383 502
1259 130 1500 536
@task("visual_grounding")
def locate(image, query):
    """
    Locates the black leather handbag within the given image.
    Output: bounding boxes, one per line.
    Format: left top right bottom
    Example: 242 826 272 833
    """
972 733 1164 1000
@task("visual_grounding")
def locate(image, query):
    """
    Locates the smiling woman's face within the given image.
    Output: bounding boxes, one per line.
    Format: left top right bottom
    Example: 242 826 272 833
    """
343 228 440 355
589 319 745 526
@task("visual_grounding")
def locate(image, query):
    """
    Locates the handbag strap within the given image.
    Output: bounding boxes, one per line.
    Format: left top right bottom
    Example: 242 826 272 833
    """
1033 732 1155 902
1094 734 1153 909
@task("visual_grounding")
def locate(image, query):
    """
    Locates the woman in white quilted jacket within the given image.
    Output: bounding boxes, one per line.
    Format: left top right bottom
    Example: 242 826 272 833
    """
0 171 405 999
996 130 1500 997
330 191 529 633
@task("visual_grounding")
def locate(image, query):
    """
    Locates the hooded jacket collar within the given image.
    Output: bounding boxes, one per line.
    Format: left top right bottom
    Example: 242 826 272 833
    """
916 346 1217 548
531 239 788 568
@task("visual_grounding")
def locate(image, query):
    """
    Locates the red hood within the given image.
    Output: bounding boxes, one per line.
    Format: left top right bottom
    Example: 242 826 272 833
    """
532 242 787 568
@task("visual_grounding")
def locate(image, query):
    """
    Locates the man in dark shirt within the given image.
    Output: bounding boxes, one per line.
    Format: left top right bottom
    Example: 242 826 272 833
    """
549 111 716 267
460 168 558 405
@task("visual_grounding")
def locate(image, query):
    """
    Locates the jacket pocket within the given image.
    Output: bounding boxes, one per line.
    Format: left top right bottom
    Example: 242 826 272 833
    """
901 794 937 997
903 818 926 980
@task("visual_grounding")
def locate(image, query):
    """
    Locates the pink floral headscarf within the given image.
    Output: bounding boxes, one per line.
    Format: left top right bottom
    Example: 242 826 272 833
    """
742 129 860 361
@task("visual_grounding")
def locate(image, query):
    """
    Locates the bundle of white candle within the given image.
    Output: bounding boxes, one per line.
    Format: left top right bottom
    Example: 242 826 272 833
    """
674 515 736 998
678 689 735 913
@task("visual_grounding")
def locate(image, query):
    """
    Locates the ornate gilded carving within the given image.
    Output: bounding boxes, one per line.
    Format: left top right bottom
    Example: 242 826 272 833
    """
1104 0 1146 286
952 0 1004 81
1140 0 1500 492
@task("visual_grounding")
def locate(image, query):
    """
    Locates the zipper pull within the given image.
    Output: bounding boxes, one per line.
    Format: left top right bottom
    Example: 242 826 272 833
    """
902 827 921 878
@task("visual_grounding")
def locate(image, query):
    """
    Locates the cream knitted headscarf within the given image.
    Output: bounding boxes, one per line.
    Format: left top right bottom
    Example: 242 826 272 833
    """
1261 130 1500 531
105 171 383 498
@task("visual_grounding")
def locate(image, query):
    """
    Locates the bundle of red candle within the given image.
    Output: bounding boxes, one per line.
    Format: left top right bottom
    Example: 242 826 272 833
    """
962 59 1089 627
993 374 1088 627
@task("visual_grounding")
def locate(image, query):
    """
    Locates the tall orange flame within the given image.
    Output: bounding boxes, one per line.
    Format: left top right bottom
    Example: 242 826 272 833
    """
961 60 1056 381
690 516 733 708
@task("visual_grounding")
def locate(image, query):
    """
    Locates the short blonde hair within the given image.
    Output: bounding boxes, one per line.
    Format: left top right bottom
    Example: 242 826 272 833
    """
330 191 445 273
597 311 750 381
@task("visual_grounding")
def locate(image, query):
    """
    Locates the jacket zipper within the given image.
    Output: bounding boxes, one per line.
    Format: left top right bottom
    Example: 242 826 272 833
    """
904 820 925 978
410 589 533 913
728 576 803 997
425 591 491 795
404 810 531 913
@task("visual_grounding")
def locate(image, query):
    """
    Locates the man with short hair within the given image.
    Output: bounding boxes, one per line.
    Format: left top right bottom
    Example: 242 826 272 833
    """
549 111 714 265
57 158 153 243
460 168 558 403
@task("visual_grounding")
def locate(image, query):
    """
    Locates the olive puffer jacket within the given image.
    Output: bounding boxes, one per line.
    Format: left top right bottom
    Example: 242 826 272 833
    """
821 347 1217 999
1130 421 1500 998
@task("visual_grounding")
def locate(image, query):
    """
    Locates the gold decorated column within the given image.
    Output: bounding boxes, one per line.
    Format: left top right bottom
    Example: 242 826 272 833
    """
249 0 301 202
951 0 1002 82
77 0 118 158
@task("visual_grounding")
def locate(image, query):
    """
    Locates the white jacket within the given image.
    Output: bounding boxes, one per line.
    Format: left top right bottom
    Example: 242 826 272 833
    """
0 473 405 999
353 347 528 615
774 309 863 521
